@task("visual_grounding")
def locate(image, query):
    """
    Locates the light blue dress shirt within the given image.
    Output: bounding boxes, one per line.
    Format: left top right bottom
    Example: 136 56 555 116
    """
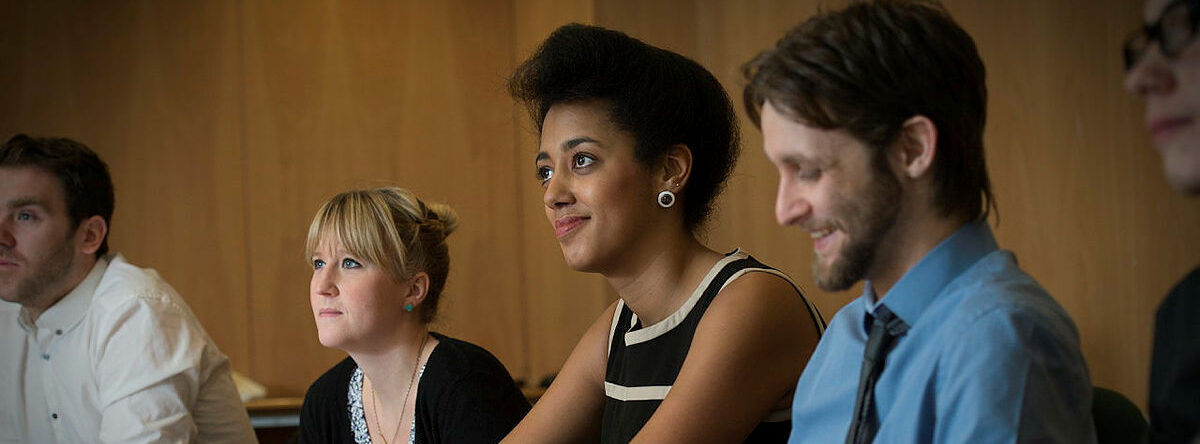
788 222 1097 443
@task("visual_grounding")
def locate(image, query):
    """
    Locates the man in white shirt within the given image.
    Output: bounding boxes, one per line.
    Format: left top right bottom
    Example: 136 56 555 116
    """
0 134 255 443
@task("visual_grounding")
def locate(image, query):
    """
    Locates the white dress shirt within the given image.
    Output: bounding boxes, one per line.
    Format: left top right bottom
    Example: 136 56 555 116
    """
0 253 256 443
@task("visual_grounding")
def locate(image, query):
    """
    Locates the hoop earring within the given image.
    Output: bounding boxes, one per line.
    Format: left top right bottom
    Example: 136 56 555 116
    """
657 190 676 208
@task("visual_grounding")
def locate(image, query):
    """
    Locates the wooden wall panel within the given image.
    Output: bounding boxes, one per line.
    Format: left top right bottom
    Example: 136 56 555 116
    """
240 0 524 395
0 1 251 371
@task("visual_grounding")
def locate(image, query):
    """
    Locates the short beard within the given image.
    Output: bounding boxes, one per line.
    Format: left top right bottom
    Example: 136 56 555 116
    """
9 235 77 309
814 166 901 292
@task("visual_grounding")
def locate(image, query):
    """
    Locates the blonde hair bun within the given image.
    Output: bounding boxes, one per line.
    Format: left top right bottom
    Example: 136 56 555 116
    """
423 202 459 237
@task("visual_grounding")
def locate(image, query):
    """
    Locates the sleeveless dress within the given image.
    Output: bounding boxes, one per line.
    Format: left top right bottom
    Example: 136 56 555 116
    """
600 249 826 443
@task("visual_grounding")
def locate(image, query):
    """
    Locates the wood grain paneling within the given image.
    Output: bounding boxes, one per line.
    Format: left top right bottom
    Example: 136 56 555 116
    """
240 0 525 395
0 0 251 370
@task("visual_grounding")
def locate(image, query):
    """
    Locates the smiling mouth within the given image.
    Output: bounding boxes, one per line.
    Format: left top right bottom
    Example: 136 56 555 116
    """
554 216 588 239
810 228 837 254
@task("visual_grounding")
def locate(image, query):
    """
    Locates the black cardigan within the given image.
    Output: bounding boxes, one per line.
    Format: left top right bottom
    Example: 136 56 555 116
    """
299 333 530 444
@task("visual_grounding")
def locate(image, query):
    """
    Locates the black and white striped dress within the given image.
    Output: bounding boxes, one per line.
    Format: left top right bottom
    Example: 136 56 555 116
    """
599 249 825 444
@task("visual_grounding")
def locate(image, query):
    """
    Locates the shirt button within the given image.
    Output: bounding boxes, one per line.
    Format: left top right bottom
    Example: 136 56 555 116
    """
51 413 58 420
41 354 50 360
55 329 62 335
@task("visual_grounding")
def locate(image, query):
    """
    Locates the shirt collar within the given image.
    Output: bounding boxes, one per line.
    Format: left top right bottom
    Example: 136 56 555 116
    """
860 221 998 331
20 254 111 332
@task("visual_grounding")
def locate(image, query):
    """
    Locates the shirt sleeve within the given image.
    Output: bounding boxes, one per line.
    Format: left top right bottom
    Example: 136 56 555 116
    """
933 304 1096 444
91 295 210 444
429 369 531 443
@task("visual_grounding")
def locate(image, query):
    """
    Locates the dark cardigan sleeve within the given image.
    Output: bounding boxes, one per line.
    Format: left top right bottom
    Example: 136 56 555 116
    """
299 357 357 444
430 369 531 443
415 336 531 444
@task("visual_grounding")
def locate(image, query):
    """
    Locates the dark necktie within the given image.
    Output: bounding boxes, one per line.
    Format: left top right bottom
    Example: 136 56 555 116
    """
845 305 909 444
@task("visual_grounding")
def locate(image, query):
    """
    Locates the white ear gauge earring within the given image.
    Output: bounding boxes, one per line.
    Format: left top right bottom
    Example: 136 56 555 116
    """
657 190 676 208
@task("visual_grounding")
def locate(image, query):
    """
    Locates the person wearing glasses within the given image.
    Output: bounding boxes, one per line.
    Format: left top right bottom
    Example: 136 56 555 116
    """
1124 1 1200 443
743 1 1096 443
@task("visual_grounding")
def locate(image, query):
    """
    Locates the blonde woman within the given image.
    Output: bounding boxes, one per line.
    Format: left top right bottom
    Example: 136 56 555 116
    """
299 187 530 444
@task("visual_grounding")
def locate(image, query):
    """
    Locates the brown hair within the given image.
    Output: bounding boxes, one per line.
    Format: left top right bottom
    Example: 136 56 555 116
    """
305 187 458 324
0 134 115 257
743 0 994 222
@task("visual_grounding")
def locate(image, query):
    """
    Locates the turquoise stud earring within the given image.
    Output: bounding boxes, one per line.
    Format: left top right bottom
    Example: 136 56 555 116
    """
404 304 414 312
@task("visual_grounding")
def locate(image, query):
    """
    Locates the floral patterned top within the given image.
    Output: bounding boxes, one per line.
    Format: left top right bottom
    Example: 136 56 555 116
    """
348 365 427 444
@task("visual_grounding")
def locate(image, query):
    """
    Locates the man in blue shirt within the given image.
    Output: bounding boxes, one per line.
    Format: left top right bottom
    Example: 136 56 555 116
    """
1125 0 1200 442
742 1 1096 443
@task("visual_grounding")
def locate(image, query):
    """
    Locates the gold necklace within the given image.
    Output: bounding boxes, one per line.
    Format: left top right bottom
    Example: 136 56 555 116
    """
369 335 429 444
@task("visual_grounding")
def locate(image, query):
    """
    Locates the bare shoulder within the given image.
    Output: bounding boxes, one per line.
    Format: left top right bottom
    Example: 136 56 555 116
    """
692 268 821 368
629 270 818 442
708 270 813 325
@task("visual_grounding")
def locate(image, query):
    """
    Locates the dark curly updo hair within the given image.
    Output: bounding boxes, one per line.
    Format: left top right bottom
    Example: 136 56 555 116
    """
509 23 740 233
